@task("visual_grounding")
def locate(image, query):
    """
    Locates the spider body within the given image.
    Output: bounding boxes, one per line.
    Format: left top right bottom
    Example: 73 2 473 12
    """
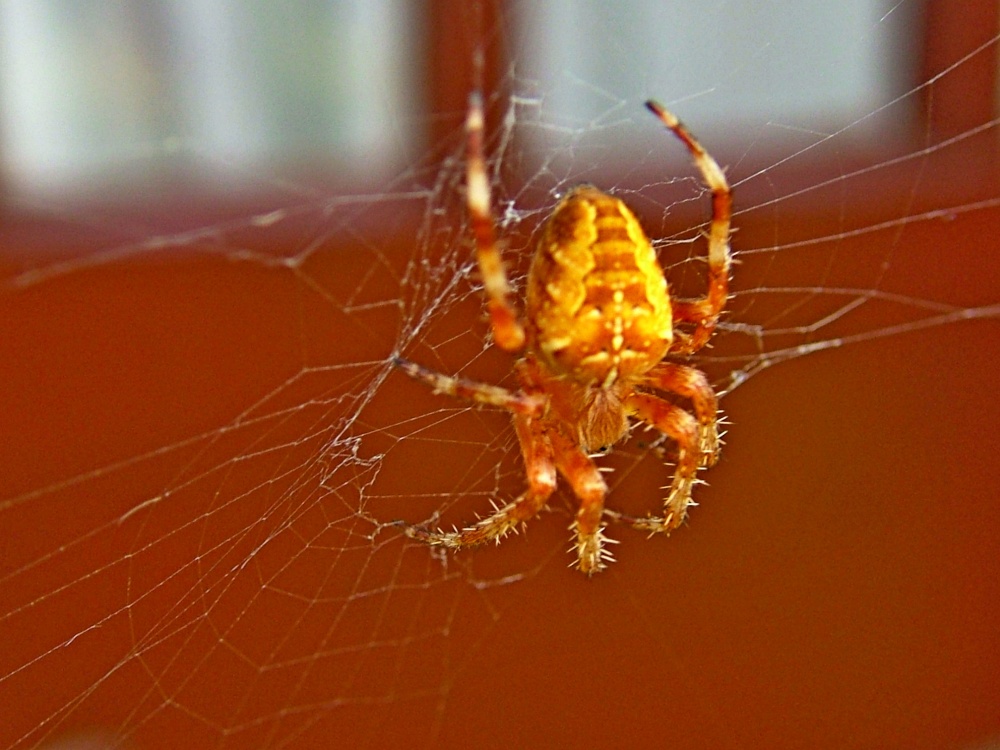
523 186 675 453
395 96 731 575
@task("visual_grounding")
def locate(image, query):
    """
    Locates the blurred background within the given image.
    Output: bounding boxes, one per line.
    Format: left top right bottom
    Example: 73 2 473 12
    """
0 0 923 197
0 1 998 749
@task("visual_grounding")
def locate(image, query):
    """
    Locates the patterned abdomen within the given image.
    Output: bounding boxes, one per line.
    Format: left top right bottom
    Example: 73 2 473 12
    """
525 186 673 385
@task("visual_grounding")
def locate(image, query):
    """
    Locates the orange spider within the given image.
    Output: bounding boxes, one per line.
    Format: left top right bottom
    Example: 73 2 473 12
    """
394 93 731 575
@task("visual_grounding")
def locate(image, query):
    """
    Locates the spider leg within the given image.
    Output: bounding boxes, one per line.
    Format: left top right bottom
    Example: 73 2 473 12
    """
393 357 544 416
549 431 615 575
466 92 526 353
642 362 720 466
401 412 556 549
645 101 731 355
612 392 702 535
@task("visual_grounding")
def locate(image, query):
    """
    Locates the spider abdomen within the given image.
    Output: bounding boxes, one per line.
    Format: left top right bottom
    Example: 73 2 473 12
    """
526 186 673 385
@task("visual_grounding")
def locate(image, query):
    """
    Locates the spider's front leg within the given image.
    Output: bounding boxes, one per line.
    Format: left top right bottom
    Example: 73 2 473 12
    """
465 92 525 353
645 100 732 356
400 411 557 550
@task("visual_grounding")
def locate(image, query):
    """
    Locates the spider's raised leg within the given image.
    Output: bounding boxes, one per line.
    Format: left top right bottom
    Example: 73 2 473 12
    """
466 92 525 353
645 101 731 355
608 392 702 535
400 411 556 549
642 362 720 466
549 431 615 575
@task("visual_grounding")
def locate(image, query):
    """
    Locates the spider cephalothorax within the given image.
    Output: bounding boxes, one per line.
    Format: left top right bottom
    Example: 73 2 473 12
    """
395 95 731 574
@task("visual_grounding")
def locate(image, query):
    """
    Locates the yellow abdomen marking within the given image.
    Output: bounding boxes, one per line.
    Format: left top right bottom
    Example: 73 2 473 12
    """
525 186 673 385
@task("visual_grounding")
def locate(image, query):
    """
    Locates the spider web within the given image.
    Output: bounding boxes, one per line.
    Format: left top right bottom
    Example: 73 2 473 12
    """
1 3 999 749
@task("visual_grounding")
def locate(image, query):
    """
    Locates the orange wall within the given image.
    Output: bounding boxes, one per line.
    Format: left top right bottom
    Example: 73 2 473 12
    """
1 200 998 748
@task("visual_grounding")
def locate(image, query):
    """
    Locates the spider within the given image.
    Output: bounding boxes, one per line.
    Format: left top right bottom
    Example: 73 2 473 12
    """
394 92 731 575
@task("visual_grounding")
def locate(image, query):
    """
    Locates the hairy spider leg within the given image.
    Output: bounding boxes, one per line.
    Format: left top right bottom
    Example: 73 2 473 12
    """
603 391 702 535
466 92 526 353
642 361 721 464
644 100 732 355
401 411 557 548
393 357 544 416
548 430 617 575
